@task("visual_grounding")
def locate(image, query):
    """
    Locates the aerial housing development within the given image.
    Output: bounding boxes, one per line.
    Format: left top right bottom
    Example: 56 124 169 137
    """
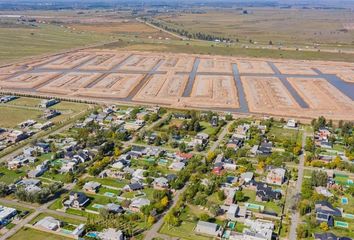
0 0 353 240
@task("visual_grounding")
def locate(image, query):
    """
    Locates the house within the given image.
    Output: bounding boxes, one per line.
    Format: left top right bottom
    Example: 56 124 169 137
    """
27 160 49 178
286 119 298 128
35 216 61 231
17 178 41 188
132 169 145 180
266 168 286 186
153 177 169 190
169 162 185 171
196 132 209 140
314 232 352 240
42 109 61 120
18 119 37 129
172 113 191 120
0 206 17 226
195 221 221 237
240 172 254 183
315 201 342 226
315 186 334 197
105 203 124 214
98 228 125 240
129 198 150 212
241 219 274 240
6 130 28 143
255 182 282 202
123 183 143 192
258 142 273 155
64 192 90 209
83 181 101 193
227 204 246 220
40 99 59 108
0 95 17 103
224 188 237 205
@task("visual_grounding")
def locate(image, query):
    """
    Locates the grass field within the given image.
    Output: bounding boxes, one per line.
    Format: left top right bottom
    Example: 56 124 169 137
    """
0 23 107 65
8 227 71 240
156 8 354 48
0 97 91 128
0 105 42 128
159 221 212 240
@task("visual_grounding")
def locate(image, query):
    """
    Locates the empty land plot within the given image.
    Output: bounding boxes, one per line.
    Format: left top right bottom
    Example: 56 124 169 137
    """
38 72 101 95
157 55 195 72
41 52 94 69
287 78 354 120
236 60 274 74
78 52 130 71
241 76 301 116
198 58 232 73
273 61 317 75
0 72 60 89
134 72 188 105
78 73 144 99
119 54 160 71
182 75 238 109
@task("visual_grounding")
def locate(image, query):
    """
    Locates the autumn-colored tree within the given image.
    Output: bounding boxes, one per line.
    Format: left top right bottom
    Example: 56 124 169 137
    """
160 196 169 208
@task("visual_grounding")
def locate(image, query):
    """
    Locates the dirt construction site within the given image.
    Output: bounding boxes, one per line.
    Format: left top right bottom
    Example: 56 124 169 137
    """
0 49 353 120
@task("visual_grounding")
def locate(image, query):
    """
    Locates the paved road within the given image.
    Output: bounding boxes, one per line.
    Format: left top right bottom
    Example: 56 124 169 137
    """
288 132 306 240
144 185 187 240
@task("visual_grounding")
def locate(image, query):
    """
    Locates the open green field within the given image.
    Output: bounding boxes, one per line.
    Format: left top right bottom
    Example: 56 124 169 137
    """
156 8 354 48
8 227 71 240
160 221 212 240
0 97 91 128
0 105 42 128
0 23 107 65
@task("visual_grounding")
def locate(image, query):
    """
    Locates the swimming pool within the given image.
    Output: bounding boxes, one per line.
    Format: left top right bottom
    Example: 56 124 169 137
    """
92 203 104 209
245 203 265 211
104 192 115 198
86 232 99 238
341 197 348 205
343 213 354 219
227 221 236 229
335 221 349 228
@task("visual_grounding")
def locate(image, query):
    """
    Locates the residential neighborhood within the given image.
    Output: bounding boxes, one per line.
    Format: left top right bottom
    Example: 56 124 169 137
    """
0 96 353 240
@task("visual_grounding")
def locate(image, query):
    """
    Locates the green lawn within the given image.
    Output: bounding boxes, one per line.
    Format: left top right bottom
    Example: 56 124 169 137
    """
85 177 128 189
242 189 282 214
159 221 212 240
6 97 41 107
200 121 217 136
0 166 26 184
0 23 107 65
8 227 71 240
0 105 43 128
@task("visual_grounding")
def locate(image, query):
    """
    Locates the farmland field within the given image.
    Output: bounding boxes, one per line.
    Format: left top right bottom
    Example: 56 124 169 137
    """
156 8 354 48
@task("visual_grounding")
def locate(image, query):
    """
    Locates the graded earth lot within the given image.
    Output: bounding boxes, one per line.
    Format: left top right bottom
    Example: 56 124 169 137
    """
1 49 353 120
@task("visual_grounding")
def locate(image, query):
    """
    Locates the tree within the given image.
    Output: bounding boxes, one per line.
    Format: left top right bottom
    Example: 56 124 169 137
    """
296 224 309 239
206 151 217 164
217 189 226 201
320 222 329 231
310 171 328 187
235 191 245 202
160 196 169 208
179 142 186 153
147 215 156 226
